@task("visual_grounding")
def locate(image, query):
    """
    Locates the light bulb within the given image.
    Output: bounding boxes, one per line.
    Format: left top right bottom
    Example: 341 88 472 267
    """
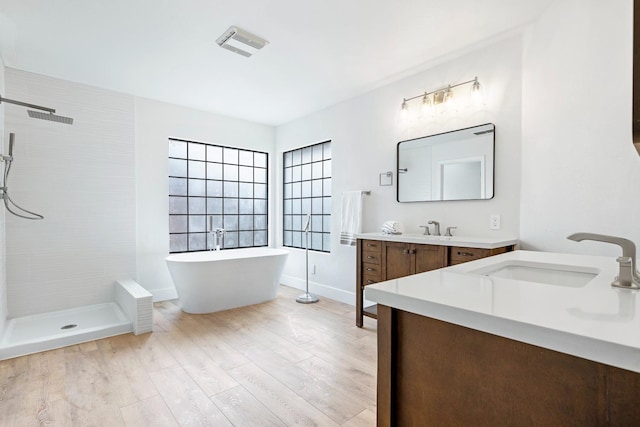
397 98 409 128
421 93 433 119
470 77 484 108
442 86 455 114
401 98 408 111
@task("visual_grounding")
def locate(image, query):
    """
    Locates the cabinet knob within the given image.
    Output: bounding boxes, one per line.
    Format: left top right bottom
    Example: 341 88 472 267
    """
458 251 474 257
409 249 416 254
367 255 375 259
403 249 409 254
366 243 376 247
367 279 374 284
366 267 374 272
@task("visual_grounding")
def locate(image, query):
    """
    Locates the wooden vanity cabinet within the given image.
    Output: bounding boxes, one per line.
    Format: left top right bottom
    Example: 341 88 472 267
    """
356 238 513 327
377 306 640 426
384 242 446 280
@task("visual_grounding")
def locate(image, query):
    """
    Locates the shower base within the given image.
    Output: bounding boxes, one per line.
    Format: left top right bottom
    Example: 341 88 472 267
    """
0 302 132 360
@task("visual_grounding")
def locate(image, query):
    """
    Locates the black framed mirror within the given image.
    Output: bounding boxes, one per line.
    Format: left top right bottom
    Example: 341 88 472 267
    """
397 123 495 202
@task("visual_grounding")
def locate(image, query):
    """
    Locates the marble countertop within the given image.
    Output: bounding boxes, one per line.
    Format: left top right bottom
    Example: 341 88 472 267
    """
355 232 518 249
365 250 640 373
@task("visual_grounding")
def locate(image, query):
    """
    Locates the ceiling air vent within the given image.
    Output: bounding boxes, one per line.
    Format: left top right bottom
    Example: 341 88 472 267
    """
216 26 268 58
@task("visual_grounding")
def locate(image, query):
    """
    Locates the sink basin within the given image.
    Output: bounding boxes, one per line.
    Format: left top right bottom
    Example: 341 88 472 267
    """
470 260 599 287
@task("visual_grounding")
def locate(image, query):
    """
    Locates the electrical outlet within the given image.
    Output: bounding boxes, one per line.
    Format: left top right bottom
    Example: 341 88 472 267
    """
490 214 501 230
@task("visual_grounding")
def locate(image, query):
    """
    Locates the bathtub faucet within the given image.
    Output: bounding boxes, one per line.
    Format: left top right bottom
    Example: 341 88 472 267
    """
212 228 225 251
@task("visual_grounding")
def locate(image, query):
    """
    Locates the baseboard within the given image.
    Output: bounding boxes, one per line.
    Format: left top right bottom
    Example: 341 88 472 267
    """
280 275 355 306
150 286 178 302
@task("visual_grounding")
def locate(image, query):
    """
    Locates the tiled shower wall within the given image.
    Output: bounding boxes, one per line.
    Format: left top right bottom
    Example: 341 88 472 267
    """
4 69 136 317
0 57 7 331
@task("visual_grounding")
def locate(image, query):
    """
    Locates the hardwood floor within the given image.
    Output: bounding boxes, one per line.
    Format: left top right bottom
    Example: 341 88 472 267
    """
0 286 378 426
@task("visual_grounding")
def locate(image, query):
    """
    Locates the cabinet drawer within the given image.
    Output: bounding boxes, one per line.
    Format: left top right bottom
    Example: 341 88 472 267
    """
362 250 381 265
362 264 382 276
450 247 491 264
362 240 382 253
362 274 381 286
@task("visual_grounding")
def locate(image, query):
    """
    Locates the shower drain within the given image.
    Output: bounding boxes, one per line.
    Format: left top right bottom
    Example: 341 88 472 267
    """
60 324 77 330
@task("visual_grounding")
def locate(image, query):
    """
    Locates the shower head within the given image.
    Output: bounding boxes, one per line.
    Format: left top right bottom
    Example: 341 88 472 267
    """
27 110 74 125
0 95 73 125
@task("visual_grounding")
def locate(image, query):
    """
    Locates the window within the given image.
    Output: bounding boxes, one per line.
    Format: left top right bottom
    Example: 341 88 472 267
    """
168 138 268 253
283 141 331 252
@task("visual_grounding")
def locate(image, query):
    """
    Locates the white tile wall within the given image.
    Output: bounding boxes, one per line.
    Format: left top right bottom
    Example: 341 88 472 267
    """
0 56 7 332
4 69 136 317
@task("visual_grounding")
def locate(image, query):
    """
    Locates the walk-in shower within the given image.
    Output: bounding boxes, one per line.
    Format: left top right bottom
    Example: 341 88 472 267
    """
0 96 151 360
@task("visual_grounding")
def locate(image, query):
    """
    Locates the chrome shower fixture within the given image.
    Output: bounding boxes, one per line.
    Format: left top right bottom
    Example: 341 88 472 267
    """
1 133 44 220
27 110 74 125
0 95 74 125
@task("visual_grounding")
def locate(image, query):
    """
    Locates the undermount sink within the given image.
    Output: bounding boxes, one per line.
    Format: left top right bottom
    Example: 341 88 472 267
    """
470 260 600 287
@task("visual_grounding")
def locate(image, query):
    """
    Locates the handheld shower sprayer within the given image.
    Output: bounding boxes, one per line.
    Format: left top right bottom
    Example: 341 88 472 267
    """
2 133 44 220
8 133 14 157
303 214 311 232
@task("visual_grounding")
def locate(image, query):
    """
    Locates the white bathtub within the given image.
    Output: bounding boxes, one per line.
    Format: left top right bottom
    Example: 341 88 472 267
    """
165 247 289 314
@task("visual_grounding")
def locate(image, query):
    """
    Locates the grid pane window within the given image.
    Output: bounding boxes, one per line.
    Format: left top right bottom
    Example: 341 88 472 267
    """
169 138 268 253
283 141 331 253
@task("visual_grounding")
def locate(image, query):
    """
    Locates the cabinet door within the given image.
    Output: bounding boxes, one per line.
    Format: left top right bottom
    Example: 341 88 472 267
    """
384 242 413 280
414 244 447 273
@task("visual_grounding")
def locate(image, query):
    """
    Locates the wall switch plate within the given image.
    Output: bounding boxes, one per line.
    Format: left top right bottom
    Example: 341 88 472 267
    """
490 214 501 230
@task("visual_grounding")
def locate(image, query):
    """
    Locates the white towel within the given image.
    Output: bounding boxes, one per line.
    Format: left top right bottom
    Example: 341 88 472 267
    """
381 221 403 235
340 191 363 246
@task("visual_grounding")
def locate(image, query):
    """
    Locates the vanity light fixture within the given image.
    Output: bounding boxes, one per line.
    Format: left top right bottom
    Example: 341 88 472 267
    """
400 76 484 115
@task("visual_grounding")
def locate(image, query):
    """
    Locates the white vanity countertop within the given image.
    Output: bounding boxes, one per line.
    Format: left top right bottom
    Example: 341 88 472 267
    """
365 250 640 373
356 232 518 249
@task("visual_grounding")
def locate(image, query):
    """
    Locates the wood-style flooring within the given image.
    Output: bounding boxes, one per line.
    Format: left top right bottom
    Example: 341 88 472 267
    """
0 285 378 426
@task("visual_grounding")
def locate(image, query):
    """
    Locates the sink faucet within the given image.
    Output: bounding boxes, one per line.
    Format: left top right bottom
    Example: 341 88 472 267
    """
419 225 431 236
567 232 640 289
428 220 440 236
445 226 457 237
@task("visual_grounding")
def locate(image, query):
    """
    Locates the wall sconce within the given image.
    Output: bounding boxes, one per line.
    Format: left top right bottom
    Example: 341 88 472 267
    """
400 77 484 118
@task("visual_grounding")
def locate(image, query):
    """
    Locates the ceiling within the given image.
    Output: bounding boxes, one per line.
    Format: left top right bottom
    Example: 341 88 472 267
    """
0 0 554 126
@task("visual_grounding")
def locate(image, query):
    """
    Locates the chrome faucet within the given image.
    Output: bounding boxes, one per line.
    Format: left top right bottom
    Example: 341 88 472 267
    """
445 226 457 237
419 225 431 236
213 228 225 251
207 216 225 251
428 220 441 236
567 232 640 289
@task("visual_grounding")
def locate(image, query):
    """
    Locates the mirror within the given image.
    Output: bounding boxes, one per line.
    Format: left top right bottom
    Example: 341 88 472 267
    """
397 123 495 202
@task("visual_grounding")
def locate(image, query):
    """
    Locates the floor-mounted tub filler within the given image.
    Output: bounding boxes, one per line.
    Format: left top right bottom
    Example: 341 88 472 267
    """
0 279 152 360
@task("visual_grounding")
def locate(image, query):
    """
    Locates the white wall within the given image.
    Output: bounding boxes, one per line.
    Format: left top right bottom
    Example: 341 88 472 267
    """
135 98 275 300
275 35 523 304
520 0 640 255
0 55 6 332
4 69 136 317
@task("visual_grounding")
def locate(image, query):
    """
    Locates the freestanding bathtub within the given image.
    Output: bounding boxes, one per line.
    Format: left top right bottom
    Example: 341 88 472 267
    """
165 248 289 314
